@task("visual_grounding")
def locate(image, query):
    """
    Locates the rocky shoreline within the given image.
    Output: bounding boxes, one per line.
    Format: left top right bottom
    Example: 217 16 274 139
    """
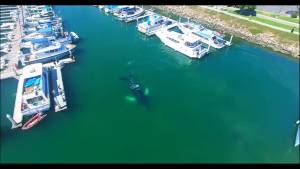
152 6 299 59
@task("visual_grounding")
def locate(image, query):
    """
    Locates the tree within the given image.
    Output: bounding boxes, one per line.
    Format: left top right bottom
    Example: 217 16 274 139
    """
238 5 256 11
236 5 257 16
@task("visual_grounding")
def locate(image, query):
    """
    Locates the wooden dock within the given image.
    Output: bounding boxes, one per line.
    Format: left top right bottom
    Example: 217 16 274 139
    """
51 65 67 112
44 57 75 112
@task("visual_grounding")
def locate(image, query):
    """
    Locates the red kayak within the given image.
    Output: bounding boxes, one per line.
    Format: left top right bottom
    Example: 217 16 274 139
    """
21 112 47 130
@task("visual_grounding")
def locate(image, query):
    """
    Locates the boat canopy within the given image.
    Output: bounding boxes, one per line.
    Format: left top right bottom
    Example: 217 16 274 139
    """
31 37 50 44
37 27 52 34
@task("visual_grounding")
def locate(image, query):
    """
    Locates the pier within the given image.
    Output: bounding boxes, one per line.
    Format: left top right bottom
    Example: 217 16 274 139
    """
4 5 79 129
44 57 75 112
51 65 67 112
0 5 23 81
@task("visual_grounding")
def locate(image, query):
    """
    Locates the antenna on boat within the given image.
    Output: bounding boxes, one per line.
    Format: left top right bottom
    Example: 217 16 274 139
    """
6 114 22 129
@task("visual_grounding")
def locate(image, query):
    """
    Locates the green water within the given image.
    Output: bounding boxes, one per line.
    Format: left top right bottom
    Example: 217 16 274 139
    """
1 6 299 163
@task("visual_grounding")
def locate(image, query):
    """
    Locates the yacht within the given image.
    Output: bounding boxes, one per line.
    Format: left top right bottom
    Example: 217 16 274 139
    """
178 21 232 49
20 38 76 66
98 5 104 10
14 63 50 121
295 120 300 147
70 32 79 42
137 13 175 36
103 5 118 13
155 28 210 59
112 6 133 17
118 6 145 22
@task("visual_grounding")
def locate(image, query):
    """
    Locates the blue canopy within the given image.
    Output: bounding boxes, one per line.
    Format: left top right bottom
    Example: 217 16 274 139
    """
31 38 50 44
37 27 52 34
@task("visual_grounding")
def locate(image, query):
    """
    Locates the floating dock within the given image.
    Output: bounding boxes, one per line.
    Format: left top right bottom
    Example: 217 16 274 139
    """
12 68 24 124
44 57 75 112
51 65 67 112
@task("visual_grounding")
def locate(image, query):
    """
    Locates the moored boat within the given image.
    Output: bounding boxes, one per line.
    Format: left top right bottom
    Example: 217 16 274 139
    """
118 6 145 22
70 32 79 42
21 112 47 130
137 13 175 36
178 20 232 49
155 28 210 59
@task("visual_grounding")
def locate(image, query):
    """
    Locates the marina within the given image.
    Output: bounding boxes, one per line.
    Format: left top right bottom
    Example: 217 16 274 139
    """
99 6 234 58
1 5 299 163
1 5 79 129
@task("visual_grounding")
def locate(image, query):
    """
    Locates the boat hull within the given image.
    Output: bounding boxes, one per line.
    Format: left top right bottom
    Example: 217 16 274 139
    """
155 31 208 59
22 45 76 66
21 113 47 130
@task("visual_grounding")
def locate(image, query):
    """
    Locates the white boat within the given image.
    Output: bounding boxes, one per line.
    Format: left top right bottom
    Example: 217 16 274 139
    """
137 13 175 36
98 5 104 9
118 6 145 22
112 6 133 17
103 5 118 13
295 120 300 147
0 23 15 31
13 63 50 123
155 28 210 59
104 8 110 13
178 21 232 49
70 32 79 42
20 38 76 66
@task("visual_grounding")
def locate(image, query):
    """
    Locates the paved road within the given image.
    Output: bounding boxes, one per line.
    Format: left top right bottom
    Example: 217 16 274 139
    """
200 6 299 35
223 6 299 27
256 5 298 16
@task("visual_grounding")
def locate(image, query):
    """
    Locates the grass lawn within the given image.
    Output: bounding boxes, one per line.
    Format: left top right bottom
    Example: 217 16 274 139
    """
249 16 299 33
249 28 263 35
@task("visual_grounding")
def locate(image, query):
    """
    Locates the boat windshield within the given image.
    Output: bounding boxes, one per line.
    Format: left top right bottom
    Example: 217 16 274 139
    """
185 40 201 48
213 36 225 45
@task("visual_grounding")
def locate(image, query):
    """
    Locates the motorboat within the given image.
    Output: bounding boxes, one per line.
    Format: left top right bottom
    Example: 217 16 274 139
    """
155 28 210 59
112 6 133 16
103 5 118 13
13 63 50 123
137 13 175 36
20 38 76 65
178 21 232 49
21 112 47 130
295 120 300 147
118 6 145 22
70 32 79 42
